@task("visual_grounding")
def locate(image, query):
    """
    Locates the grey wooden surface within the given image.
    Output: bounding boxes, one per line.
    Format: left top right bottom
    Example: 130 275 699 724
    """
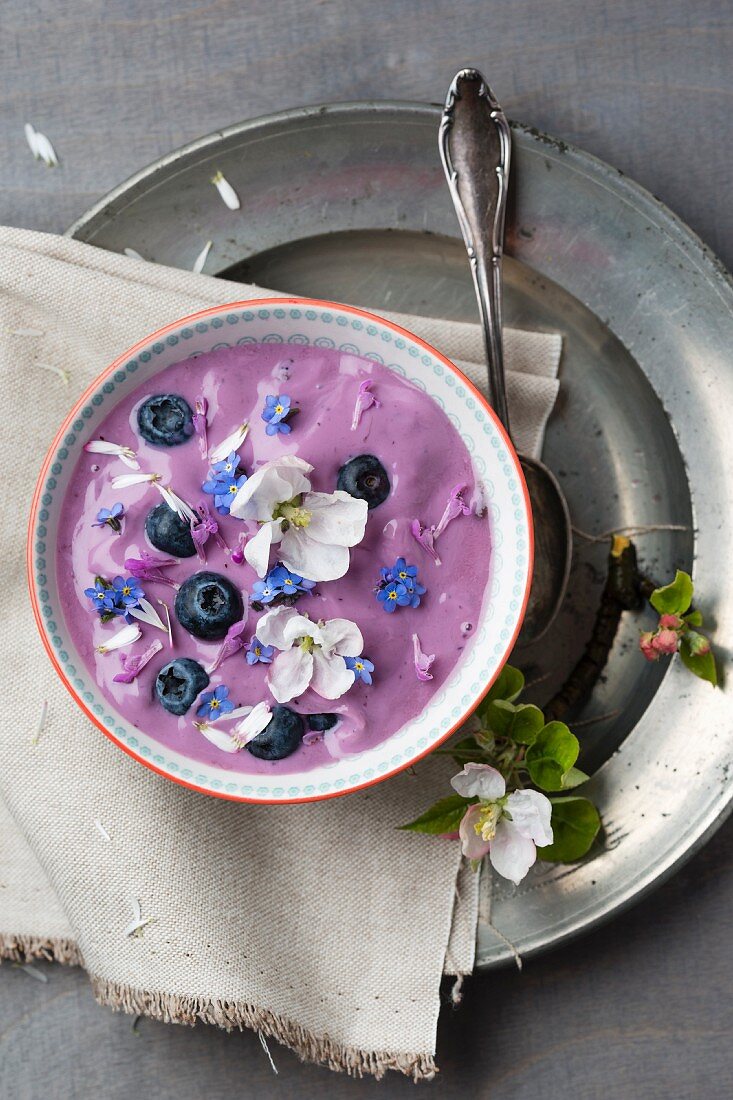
1 1 732 1097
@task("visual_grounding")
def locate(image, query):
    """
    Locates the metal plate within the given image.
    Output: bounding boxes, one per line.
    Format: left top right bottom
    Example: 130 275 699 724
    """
67 102 733 968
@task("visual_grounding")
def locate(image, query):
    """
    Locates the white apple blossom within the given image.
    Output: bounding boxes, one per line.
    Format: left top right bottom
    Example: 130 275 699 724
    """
230 455 368 582
451 763 553 885
255 605 363 703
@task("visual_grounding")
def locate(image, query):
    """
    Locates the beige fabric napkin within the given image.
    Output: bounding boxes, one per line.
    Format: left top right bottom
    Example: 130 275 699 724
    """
0 227 561 1080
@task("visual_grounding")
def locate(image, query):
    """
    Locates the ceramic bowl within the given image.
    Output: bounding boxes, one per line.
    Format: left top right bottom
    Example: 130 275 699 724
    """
28 297 532 803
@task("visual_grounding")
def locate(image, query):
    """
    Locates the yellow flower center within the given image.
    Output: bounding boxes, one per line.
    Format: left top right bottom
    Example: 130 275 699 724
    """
122 586 131 596
474 803 503 842
275 404 284 415
210 699 220 710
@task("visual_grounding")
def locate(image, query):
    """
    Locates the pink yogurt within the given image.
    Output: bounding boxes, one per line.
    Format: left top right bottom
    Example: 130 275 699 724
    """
57 344 492 775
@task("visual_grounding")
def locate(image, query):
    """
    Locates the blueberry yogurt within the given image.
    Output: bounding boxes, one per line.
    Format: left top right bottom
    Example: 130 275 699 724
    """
57 343 493 775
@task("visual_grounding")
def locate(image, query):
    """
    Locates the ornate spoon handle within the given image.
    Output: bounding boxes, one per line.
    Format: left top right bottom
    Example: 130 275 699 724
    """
439 68 512 435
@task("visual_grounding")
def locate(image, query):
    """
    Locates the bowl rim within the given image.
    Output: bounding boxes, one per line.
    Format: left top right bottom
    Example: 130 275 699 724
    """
27 295 534 803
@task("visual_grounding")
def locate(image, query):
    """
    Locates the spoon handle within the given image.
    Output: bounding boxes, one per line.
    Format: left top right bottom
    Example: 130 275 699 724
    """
439 68 512 436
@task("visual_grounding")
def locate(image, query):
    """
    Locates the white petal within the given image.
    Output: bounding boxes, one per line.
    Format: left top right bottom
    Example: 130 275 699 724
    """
317 617 363 658
267 647 313 703
271 455 314 497
155 482 197 524
310 650 355 700
232 701 272 746
255 606 300 650
192 240 213 274
489 820 538 885
244 522 276 577
279 527 350 582
282 614 321 647
208 422 249 465
123 248 146 261
459 805 492 859
127 598 167 632
212 170 241 210
198 724 241 753
84 440 139 469
95 623 142 653
25 123 40 158
303 491 368 547
505 789 553 847
111 471 159 489
451 763 506 801
34 131 59 167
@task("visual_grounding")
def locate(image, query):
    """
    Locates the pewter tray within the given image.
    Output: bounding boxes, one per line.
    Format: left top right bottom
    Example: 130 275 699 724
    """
68 102 733 967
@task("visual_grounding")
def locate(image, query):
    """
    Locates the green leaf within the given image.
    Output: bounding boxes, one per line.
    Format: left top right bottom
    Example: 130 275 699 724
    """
649 570 693 616
525 722 580 791
679 636 717 686
683 609 703 627
399 794 469 835
485 664 524 705
537 797 601 862
481 699 515 735
509 704 546 745
561 766 590 790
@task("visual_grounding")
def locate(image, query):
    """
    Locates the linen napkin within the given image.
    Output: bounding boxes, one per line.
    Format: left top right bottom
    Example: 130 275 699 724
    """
0 227 561 1080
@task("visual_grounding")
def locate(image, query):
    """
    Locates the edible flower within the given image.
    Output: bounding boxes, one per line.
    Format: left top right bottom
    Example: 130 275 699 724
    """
84 439 139 470
113 639 164 683
25 122 59 167
451 763 553 885
230 455 367 582
376 558 427 611
111 575 146 609
255 606 364 703
261 394 293 435
245 636 275 665
127 598 168 633
412 634 435 681
432 484 471 540
95 622 141 654
209 423 249 466
344 655 374 685
110 471 197 524
351 379 381 431
124 552 179 589
192 395 208 458
251 563 316 606
84 578 117 615
208 620 249 674
196 684 236 722
211 170 241 211
230 531 248 565
376 580 411 613
92 502 124 533
195 700 272 753
410 519 441 566
191 501 229 560
202 453 247 515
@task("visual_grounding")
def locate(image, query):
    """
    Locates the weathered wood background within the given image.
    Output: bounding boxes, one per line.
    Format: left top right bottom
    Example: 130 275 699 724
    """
1 1 731 1097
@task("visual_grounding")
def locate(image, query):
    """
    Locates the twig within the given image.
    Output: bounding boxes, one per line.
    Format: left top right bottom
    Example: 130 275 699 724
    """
572 523 688 545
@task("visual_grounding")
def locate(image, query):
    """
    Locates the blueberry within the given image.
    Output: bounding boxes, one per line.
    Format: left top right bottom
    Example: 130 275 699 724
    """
247 705 304 760
145 502 196 557
175 571 244 640
137 394 194 447
337 454 390 509
155 657 209 716
306 713 339 732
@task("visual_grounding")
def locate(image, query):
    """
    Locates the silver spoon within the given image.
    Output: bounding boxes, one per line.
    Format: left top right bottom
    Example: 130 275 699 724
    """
439 68 572 642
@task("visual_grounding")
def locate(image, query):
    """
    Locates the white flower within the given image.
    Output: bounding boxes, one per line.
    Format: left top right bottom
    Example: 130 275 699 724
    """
451 764 553 885
255 606 362 703
196 701 271 753
230 455 368 582
211 170 240 210
25 123 59 167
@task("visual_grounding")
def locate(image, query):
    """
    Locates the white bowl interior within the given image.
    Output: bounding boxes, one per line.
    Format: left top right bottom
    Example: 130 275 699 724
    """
32 299 531 801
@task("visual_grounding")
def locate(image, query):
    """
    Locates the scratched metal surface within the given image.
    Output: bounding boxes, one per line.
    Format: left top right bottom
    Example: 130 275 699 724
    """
2 2 732 1097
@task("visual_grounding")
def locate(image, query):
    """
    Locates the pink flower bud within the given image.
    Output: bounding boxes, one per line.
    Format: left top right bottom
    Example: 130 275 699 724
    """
639 632 659 661
659 613 683 630
652 628 680 655
686 630 711 656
